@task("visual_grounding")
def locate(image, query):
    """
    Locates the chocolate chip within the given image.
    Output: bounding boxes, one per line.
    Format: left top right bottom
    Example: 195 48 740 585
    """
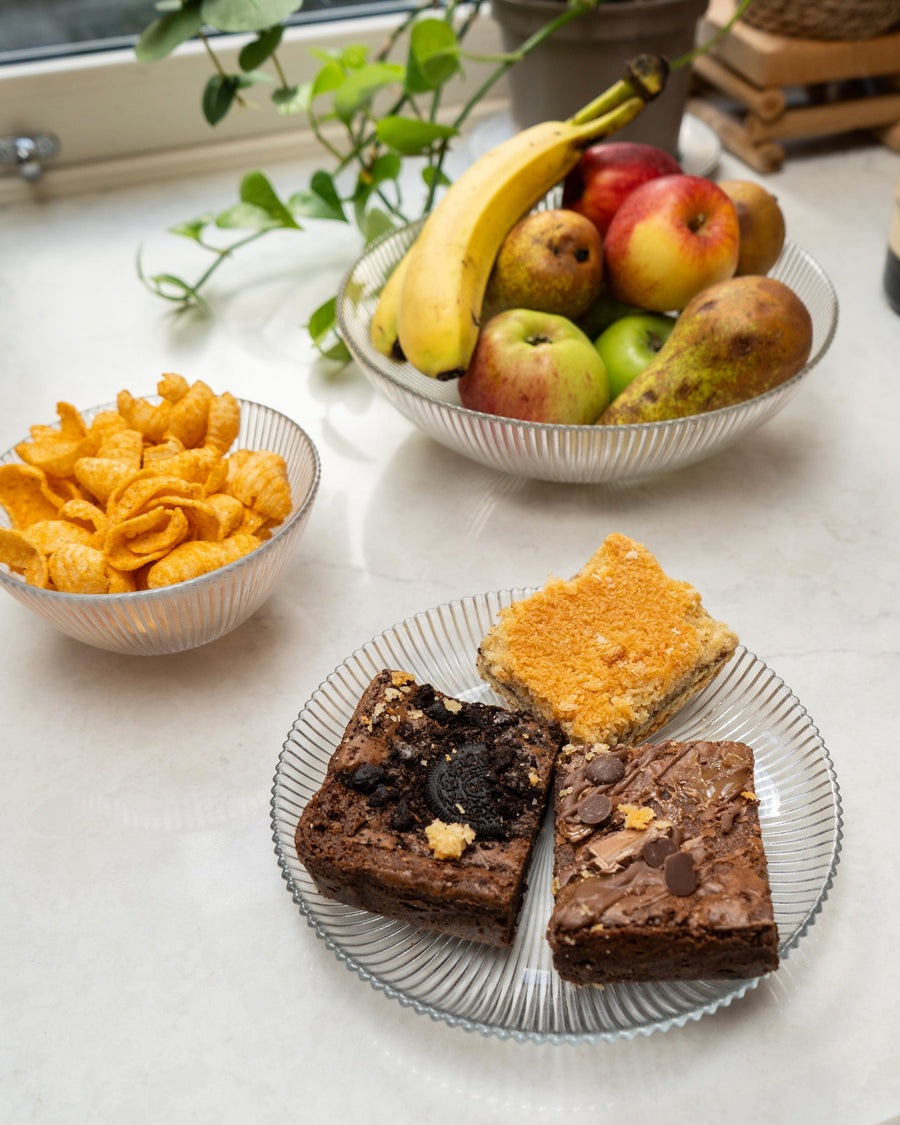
390 800 415 832
577 793 612 825
367 784 396 809
642 837 677 868
664 851 698 896
344 763 385 793
584 756 626 786
426 741 506 838
413 683 436 708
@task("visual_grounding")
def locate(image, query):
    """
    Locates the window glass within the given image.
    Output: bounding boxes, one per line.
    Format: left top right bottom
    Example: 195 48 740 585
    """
0 0 410 65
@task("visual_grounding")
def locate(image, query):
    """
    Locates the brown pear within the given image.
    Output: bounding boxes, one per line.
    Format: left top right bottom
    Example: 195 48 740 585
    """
718 179 786 276
483 209 604 322
596 275 813 425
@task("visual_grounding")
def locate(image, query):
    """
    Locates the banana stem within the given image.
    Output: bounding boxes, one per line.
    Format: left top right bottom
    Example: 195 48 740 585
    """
568 55 669 125
569 95 650 145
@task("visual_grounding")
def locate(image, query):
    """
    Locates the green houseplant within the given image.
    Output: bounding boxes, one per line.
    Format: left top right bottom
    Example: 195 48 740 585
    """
134 0 748 358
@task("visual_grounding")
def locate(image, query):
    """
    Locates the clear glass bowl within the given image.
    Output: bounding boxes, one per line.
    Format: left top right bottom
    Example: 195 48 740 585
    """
271 591 842 1044
336 222 839 484
0 398 321 655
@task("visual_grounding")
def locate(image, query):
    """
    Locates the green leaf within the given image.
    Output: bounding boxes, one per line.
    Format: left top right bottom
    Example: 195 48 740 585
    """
288 170 346 222
281 60 343 117
215 202 282 230
168 213 216 241
340 44 369 69
238 25 283 70
135 4 202 62
364 208 396 244
421 165 452 191
240 170 301 228
202 74 237 125
310 169 343 209
332 62 404 125
369 152 402 186
406 19 460 92
307 297 352 362
200 0 301 33
309 47 342 64
272 85 307 115
311 60 345 99
375 116 457 155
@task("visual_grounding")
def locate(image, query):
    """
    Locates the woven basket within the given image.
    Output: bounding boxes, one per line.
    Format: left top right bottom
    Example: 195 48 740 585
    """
742 0 900 39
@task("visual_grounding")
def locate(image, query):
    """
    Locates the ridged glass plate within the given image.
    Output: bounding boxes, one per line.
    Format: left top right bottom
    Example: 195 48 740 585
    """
336 222 838 483
271 592 842 1043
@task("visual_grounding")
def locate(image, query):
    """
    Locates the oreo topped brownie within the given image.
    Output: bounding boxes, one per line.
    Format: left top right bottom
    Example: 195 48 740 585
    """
547 739 779 984
295 670 564 946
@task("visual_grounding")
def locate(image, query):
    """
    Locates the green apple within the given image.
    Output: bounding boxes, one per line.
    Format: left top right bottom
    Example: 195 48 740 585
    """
459 308 610 425
594 313 676 400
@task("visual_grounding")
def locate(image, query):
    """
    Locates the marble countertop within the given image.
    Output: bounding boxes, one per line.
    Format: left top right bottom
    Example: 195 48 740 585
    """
1 121 899 1125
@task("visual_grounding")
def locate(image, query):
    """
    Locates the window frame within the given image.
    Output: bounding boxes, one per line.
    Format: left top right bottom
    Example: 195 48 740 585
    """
0 8 508 204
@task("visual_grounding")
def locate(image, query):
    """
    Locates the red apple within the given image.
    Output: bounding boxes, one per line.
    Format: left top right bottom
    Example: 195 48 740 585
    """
603 174 740 312
458 309 609 424
562 141 682 237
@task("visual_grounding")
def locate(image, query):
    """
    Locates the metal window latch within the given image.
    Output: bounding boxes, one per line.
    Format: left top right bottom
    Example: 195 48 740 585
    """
0 133 60 182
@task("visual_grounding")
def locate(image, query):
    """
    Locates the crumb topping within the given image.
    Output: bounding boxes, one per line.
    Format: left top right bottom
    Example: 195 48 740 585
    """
425 819 476 860
617 803 657 830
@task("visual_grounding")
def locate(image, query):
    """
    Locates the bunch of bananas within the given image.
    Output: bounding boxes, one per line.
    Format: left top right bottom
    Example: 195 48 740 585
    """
370 55 669 381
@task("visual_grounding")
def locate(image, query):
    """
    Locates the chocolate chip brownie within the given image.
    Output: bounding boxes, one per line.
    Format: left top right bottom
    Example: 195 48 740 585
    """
547 739 779 984
295 670 565 946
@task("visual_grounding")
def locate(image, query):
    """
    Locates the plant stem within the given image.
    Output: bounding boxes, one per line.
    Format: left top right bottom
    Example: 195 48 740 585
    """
452 1 590 135
183 229 271 300
199 31 248 107
671 0 754 69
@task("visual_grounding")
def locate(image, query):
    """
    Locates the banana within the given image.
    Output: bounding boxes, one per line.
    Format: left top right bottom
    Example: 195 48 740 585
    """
392 55 669 380
371 248 412 359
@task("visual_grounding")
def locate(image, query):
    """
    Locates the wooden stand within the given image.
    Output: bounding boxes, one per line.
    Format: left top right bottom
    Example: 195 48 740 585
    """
689 0 900 172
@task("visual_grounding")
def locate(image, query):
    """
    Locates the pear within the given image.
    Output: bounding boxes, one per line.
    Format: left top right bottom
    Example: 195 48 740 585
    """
718 180 786 277
596 275 813 425
483 209 604 322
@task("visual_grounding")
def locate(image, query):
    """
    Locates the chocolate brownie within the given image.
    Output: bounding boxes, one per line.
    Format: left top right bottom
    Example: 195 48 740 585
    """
295 670 564 946
547 739 779 984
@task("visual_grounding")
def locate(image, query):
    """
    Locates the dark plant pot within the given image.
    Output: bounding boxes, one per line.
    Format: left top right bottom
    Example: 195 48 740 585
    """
491 0 708 157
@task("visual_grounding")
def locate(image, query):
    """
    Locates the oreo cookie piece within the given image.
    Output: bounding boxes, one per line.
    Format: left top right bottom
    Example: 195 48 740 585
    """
426 742 511 839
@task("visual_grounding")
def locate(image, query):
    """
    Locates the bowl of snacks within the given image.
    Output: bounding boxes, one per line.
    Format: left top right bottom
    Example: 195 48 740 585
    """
336 133 838 485
0 376 320 655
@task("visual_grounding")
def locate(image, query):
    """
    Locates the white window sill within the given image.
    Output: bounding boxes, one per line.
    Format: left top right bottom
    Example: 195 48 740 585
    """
0 9 508 205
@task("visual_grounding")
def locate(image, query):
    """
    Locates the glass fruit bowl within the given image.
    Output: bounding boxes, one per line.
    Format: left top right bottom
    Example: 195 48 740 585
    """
0 398 321 655
336 219 838 484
